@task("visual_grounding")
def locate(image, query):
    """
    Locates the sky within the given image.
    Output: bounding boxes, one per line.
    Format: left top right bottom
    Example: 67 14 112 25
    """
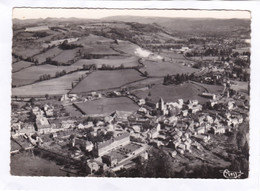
13 8 251 20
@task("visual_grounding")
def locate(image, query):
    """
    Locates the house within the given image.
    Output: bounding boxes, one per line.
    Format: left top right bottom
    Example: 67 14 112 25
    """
183 141 191 152
43 104 54 117
138 99 146 106
104 116 113 124
200 92 216 100
181 110 188 117
172 140 181 149
61 120 75 129
192 105 202 113
170 150 177 157
212 126 225 134
96 121 105 127
178 99 184 107
138 107 147 114
195 126 205 134
132 125 141 133
36 116 49 128
206 116 214 124
32 107 44 117
141 151 149 160
168 116 178 125
77 123 85 129
11 121 22 131
111 110 133 122
228 101 235 110
177 144 186 153
147 128 159 139
60 94 69 102
179 47 190 53
193 135 210 143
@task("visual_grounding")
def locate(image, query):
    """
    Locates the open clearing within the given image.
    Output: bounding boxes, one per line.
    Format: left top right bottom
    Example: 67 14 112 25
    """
140 59 198 77
132 82 211 104
74 97 138 115
12 71 87 96
73 56 139 68
12 64 80 87
71 70 145 93
12 61 33 72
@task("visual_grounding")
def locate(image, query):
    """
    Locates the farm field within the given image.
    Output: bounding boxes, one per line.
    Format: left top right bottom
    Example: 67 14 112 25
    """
140 59 198 77
13 43 44 58
122 78 163 90
12 61 33 72
73 56 139 68
111 40 141 55
190 81 224 94
12 64 80 87
132 82 211 104
52 48 80 64
74 97 139 115
74 34 113 46
12 71 87 96
71 69 145 93
81 44 121 55
33 47 63 64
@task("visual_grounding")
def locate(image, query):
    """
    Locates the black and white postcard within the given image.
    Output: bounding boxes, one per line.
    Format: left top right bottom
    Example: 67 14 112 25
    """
1 2 259 191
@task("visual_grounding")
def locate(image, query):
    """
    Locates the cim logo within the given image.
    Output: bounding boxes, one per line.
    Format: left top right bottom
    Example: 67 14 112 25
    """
221 169 244 179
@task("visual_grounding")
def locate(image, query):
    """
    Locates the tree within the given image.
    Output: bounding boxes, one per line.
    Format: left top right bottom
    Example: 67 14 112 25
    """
119 64 125 69
30 97 35 106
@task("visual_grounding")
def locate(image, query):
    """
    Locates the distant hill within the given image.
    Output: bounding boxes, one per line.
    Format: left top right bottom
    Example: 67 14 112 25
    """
13 16 251 35
102 16 251 33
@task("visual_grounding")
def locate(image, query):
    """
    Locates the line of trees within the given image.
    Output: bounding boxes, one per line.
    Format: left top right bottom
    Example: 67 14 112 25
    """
58 40 82 50
39 74 51 81
163 73 195 85
55 70 67 77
